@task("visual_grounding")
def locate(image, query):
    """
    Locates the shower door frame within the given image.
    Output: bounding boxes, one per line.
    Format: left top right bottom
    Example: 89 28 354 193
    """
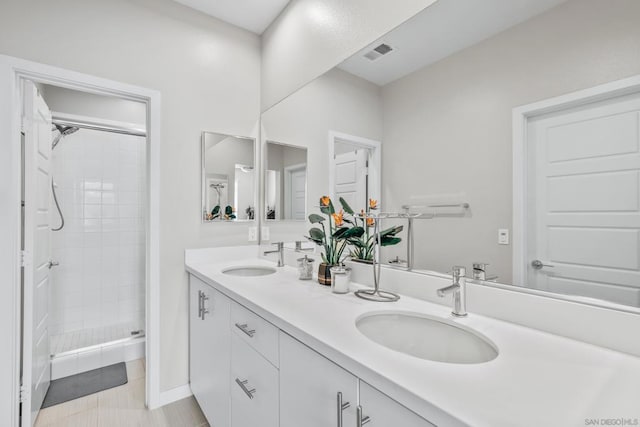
0 54 162 427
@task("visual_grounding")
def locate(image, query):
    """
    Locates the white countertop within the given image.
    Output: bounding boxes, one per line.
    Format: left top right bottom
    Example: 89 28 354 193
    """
185 247 640 427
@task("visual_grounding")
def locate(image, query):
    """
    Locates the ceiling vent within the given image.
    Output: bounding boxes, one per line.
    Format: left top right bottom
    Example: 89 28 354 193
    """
363 43 394 61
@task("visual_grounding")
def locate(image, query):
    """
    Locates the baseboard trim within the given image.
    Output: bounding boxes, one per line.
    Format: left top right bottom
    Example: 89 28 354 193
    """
158 384 192 407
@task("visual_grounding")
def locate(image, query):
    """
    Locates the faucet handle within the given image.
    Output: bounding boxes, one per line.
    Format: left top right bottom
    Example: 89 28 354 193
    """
473 262 488 271
451 266 466 279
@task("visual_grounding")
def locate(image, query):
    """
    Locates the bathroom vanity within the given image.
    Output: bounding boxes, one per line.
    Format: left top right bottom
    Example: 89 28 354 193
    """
186 246 640 427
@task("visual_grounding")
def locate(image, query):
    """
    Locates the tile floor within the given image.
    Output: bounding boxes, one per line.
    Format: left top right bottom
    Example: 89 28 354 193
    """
35 359 208 427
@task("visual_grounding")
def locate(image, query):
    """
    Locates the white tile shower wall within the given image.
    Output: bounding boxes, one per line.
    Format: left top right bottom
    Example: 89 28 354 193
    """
50 128 145 341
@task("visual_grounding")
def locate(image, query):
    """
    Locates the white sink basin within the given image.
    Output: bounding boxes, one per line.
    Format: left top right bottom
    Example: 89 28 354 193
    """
222 266 277 277
356 312 498 364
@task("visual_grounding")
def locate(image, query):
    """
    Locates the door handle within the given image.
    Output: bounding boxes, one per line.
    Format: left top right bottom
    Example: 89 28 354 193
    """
357 405 370 426
235 323 256 337
531 260 554 270
47 260 59 269
235 378 256 399
336 392 350 427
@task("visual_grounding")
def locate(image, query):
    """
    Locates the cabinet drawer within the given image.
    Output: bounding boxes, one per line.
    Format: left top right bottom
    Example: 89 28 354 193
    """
231 301 279 367
231 334 279 427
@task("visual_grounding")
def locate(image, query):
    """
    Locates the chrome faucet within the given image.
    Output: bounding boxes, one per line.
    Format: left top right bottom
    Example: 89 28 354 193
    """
295 240 314 252
472 262 498 282
437 266 467 317
264 242 284 267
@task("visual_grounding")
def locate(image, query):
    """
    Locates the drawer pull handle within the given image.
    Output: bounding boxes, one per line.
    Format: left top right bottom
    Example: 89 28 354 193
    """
337 391 350 427
235 323 256 337
235 378 256 399
357 406 370 426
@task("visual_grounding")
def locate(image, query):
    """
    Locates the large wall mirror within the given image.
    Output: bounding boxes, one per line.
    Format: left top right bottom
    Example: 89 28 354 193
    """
264 141 308 221
260 0 640 311
202 131 256 222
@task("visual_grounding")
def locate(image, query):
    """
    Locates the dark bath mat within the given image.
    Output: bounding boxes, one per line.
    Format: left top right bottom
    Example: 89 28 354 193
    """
42 362 128 408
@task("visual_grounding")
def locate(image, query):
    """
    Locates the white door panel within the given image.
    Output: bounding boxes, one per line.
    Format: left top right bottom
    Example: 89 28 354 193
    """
334 149 367 210
527 92 640 307
22 81 52 427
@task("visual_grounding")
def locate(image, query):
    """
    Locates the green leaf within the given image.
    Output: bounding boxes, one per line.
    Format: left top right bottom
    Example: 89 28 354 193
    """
309 227 325 242
381 236 402 246
341 226 365 239
380 225 404 237
308 213 325 224
339 197 354 215
332 227 350 239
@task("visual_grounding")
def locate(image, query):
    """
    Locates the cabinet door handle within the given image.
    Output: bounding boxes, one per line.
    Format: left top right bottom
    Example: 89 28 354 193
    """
202 294 210 319
235 378 256 399
357 405 370 426
197 290 203 319
235 323 256 337
336 391 350 427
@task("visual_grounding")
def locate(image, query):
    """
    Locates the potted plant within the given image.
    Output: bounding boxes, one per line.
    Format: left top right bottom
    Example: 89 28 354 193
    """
345 198 404 263
306 196 364 286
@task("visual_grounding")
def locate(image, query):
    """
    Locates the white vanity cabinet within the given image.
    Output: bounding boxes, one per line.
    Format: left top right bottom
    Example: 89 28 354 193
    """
279 332 358 427
189 275 231 427
358 381 435 427
230 333 279 427
188 273 435 427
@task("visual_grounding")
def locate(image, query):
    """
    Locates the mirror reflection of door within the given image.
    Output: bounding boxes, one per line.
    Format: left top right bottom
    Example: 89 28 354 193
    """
333 142 369 211
265 141 308 221
526 92 640 307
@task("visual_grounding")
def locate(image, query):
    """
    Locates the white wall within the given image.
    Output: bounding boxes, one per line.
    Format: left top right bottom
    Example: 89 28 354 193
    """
261 67 382 241
381 0 640 283
42 85 147 126
261 0 437 111
0 0 260 393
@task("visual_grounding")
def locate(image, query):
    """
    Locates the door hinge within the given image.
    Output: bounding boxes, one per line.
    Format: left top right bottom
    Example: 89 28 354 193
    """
19 384 29 403
20 250 32 267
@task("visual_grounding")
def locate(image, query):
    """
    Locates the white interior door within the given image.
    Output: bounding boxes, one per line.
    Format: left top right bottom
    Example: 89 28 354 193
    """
527 92 640 307
285 166 306 220
22 81 53 426
333 149 367 210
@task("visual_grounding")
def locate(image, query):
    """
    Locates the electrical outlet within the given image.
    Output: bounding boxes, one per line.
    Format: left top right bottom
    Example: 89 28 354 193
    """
498 229 509 245
261 226 270 241
248 227 257 242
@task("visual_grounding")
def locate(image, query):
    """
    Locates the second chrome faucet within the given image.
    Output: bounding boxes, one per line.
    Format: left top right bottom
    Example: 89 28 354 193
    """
437 266 467 317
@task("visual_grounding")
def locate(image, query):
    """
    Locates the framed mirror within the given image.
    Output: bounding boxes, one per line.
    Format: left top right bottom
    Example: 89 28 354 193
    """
264 140 308 221
201 131 256 222
260 1 640 312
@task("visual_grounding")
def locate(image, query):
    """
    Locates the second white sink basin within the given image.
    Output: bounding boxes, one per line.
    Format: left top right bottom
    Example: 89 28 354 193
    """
222 266 277 277
356 312 498 364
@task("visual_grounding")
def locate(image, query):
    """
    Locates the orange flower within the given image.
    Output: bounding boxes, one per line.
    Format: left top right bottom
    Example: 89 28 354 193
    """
366 217 375 227
332 210 344 226
369 198 378 210
320 196 331 207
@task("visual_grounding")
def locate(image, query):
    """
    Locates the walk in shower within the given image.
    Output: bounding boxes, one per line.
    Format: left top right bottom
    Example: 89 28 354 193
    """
48 108 147 379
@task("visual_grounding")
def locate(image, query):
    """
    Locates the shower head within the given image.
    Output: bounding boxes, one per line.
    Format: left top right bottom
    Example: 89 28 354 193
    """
51 124 80 150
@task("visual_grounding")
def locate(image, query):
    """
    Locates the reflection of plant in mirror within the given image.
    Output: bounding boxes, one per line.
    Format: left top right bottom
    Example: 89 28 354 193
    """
306 196 364 265
346 198 403 262
205 204 237 221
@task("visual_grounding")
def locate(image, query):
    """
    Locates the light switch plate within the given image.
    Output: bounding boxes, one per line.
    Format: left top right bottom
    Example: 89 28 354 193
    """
248 227 257 242
498 229 509 245
261 226 270 241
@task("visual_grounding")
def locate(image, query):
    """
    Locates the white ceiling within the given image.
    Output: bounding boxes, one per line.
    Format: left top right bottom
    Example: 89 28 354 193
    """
172 0 290 34
339 0 569 86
